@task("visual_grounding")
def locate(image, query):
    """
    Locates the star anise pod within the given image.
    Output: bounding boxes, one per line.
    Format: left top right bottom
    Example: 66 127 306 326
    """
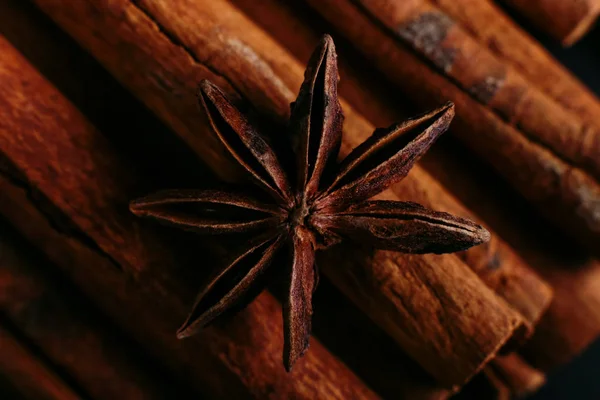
130 35 489 371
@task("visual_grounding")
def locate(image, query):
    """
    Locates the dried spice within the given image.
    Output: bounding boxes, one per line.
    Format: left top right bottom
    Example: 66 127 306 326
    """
130 35 489 370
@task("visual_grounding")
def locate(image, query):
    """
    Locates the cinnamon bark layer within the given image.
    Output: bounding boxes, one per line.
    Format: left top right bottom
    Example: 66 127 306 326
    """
304 0 600 253
416 111 600 371
0 222 190 400
0 37 377 400
431 0 600 125
349 0 600 183
232 0 552 333
489 354 546 397
0 325 82 400
499 0 600 45
29 0 525 387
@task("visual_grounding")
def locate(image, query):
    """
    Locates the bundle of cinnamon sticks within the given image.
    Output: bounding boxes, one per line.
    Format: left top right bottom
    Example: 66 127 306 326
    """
0 0 598 398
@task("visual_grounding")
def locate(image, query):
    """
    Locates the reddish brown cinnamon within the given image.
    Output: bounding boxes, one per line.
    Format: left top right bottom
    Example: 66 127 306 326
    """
499 0 600 45
231 0 552 331
225 3 554 394
234 0 595 385
416 109 600 370
457 355 545 399
0 4 446 396
304 0 600 253
431 0 600 124
0 325 81 400
0 224 191 399
522 258 600 370
348 0 600 183
490 354 546 397
30 0 529 387
0 37 377 400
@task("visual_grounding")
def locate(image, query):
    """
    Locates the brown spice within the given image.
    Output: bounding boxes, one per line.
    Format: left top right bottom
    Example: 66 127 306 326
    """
0 224 186 400
230 0 553 332
305 0 600 253
130 36 488 370
0 36 378 399
31 0 526 387
353 0 600 183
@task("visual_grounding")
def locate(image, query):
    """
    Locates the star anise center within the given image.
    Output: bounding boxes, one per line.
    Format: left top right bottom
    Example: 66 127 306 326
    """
289 201 311 228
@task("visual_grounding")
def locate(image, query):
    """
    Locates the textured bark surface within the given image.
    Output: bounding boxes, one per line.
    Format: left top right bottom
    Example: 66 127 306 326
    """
0 325 82 400
27 0 528 388
356 0 600 184
490 354 546 396
0 3 445 398
354 0 600 186
231 0 553 332
420 132 600 372
305 0 600 253
0 223 190 400
0 37 377 400
499 0 600 45
229 0 600 390
431 0 600 125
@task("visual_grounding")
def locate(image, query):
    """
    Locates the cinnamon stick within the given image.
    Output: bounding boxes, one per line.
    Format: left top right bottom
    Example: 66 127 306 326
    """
0 222 192 399
233 0 594 387
521 258 600 370
489 354 546 397
1 4 449 398
353 0 600 182
30 0 524 387
453 355 544 399
431 0 600 124
414 117 600 370
232 0 552 330
455 356 544 400
0 325 81 400
499 0 600 45
304 0 600 253
0 37 377 400
227 3 553 394
313 280 451 400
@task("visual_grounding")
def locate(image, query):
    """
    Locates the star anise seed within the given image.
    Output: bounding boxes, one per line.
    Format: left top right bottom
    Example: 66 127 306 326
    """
130 35 490 371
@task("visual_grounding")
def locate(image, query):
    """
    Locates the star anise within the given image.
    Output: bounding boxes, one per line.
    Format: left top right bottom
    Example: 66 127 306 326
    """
130 35 489 371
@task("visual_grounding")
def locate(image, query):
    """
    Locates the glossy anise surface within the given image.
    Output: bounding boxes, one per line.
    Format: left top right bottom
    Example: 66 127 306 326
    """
130 35 489 371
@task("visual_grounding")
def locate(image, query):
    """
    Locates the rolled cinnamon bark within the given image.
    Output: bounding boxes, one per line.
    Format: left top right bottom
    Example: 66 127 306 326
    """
304 0 600 253
456 355 545 399
313 279 451 400
489 354 546 397
29 0 524 387
521 257 600 370
499 0 600 45
0 37 377 400
415 110 600 370
355 0 600 182
0 223 191 400
233 0 595 383
0 325 81 400
431 0 600 125
0 4 446 398
232 0 552 331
